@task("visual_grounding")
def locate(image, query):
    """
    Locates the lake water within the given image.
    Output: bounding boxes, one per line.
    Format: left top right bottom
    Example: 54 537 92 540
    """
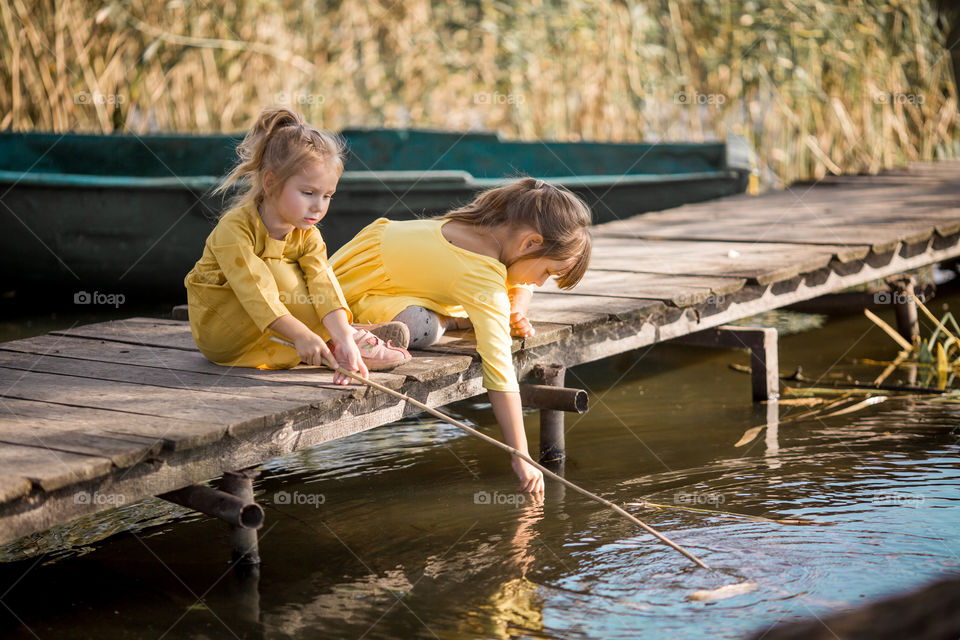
1 299 959 639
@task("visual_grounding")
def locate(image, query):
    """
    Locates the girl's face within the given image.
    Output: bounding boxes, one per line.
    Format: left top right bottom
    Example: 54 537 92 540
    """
507 255 574 287
267 160 339 231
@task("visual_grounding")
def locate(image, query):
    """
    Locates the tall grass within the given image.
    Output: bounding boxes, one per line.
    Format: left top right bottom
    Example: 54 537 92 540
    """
1 0 957 184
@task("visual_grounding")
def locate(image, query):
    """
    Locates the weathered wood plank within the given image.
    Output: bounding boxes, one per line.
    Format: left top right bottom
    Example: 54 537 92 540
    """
0 442 114 492
0 476 31 503
589 237 869 285
0 348 397 408
539 270 746 305
0 368 297 438
0 397 222 452
0 419 162 468
52 318 199 351
420 322 572 358
7 328 443 389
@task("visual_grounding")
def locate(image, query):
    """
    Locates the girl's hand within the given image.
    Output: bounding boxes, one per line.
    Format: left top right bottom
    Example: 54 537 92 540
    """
295 333 339 370
512 455 545 495
510 311 535 338
330 335 370 385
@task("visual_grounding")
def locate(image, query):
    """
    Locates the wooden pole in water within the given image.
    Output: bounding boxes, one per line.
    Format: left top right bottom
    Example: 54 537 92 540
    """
269 337 710 569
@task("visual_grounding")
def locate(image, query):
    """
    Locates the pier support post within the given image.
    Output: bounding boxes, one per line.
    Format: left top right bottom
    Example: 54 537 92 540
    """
886 275 920 344
673 325 779 401
220 469 262 567
531 364 567 466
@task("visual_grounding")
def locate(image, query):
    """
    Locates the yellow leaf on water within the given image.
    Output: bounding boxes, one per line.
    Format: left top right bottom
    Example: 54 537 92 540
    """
734 425 764 447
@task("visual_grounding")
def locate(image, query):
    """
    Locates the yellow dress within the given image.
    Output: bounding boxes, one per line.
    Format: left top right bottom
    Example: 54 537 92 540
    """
330 217 519 392
184 202 350 369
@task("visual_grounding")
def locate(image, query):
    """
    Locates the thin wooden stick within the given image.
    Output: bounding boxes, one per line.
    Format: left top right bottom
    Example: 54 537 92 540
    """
864 308 914 351
628 501 822 526
269 336 710 569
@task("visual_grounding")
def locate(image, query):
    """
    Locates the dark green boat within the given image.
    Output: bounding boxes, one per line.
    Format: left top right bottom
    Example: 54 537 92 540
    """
0 129 752 295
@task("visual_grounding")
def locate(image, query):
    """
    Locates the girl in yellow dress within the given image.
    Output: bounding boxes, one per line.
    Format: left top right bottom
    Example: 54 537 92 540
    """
185 107 410 385
331 178 592 493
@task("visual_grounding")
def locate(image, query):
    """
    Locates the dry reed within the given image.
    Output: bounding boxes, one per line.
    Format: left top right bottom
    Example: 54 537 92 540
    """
0 0 957 184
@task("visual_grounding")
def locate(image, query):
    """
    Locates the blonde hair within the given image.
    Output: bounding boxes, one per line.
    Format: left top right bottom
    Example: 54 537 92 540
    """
214 106 346 212
442 178 593 289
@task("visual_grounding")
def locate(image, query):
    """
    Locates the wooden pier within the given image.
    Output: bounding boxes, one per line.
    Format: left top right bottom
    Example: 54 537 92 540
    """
1 161 959 552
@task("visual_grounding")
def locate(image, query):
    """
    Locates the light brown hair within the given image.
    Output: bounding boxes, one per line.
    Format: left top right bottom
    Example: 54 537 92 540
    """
214 106 346 212
441 177 593 289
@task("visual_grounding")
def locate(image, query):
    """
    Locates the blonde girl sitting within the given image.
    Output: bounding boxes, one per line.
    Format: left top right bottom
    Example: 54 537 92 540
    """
331 178 592 493
185 107 410 385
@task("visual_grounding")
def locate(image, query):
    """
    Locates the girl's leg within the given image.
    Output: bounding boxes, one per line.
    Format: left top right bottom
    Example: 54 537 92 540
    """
392 306 446 348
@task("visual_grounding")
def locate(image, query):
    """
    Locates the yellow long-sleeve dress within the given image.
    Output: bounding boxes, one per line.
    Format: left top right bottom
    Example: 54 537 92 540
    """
184 202 350 369
330 217 520 393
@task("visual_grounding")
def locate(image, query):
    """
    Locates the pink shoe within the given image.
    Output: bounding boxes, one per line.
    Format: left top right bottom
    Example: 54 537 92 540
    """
352 329 411 371
352 321 410 349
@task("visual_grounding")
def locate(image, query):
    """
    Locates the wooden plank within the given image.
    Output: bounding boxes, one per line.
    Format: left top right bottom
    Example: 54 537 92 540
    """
594 215 938 252
0 349 394 408
0 368 298 437
52 318 199 351
0 442 114 492
420 322 572 358
588 237 869 285
527 292 664 324
0 419 162 468
539 270 747 306
0 333 461 389
0 397 223 452
0 476 31 503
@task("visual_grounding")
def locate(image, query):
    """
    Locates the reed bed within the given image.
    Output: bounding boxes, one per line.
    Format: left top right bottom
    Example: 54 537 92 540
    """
1 0 957 184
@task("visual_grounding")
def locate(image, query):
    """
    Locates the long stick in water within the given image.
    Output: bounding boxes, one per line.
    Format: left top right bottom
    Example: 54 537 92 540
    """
269 335 709 569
